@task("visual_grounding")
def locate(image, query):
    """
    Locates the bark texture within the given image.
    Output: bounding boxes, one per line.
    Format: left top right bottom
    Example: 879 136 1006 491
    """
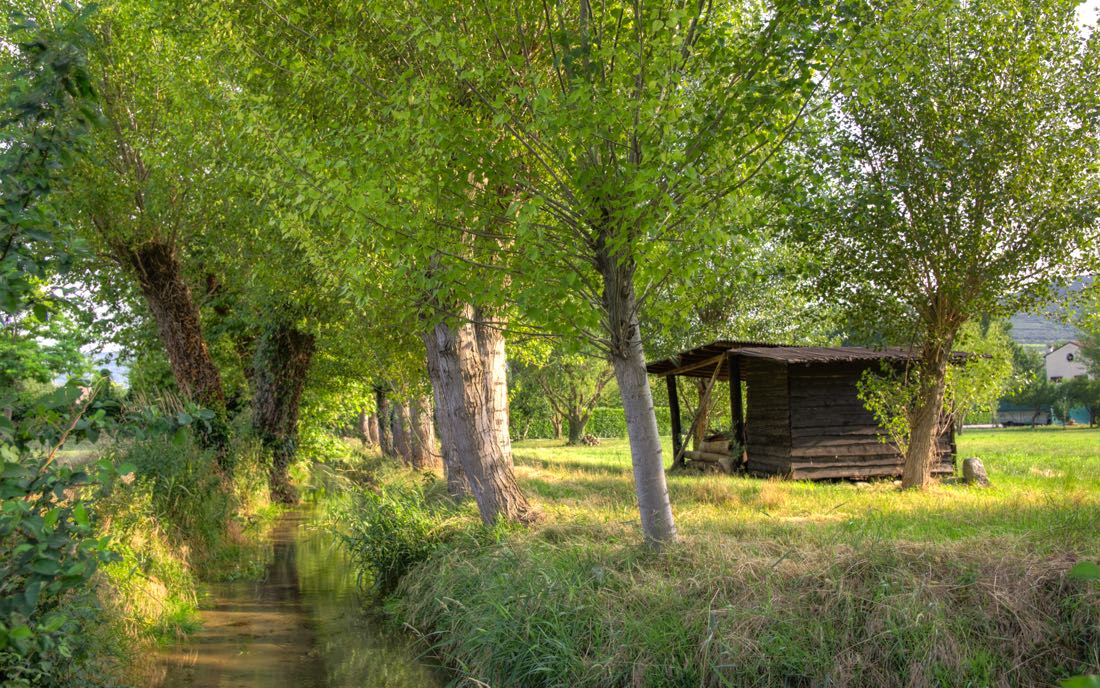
252 322 315 504
902 334 955 489
474 309 514 466
392 402 411 465
422 308 532 524
117 240 225 410
374 387 394 457
596 239 677 547
407 396 441 470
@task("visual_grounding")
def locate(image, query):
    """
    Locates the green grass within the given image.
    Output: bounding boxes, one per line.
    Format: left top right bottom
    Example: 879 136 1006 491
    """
511 427 1100 554
347 428 1100 687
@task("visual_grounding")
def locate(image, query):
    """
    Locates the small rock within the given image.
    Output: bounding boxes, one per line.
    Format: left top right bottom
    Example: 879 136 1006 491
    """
962 457 991 487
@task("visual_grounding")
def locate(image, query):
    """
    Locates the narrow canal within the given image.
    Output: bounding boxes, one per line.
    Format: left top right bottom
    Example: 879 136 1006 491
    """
152 513 443 687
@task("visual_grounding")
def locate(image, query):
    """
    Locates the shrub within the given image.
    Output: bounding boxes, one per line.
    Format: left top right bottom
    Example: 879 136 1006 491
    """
336 479 459 596
0 457 128 688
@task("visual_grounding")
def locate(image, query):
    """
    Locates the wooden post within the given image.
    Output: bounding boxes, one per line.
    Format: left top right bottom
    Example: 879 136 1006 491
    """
727 352 745 450
666 375 683 466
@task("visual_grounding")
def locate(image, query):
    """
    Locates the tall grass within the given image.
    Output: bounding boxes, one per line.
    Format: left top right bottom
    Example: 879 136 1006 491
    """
337 428 1100 687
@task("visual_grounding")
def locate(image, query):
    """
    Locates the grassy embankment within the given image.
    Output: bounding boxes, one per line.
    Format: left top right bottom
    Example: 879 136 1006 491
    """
335 427 1100 688
60 430 282 684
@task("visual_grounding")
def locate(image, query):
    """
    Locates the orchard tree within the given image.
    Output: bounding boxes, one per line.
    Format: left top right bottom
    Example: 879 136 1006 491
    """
523 347 615 445
811 0 1100 487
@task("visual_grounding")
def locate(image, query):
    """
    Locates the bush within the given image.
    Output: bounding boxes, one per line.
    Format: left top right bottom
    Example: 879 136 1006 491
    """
335 476 467 596
0 458 127 688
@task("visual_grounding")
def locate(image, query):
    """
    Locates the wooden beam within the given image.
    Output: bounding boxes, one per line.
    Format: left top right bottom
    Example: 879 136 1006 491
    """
666 375 683 466
728 352 745 449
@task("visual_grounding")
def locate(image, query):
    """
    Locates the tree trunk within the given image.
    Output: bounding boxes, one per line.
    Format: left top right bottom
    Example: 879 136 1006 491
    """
566 413 587 445
596 240 676 547
474 308 514 464
392 401 411 465
692 378 710 450
357 408 373 447
551 414 564 440
367 414 380 446
422 309 533 524
407 395 441 470
115 240 227 452
902 336 954 489
251 322 315 504
117 240 225 410
375 387 394 456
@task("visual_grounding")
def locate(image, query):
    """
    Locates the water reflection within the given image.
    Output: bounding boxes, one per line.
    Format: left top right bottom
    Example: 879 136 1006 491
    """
154 513 443 688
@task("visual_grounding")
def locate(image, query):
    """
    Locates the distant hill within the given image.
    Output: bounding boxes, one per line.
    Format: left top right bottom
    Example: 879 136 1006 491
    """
1008 313 1080 346
1008 275 1093 347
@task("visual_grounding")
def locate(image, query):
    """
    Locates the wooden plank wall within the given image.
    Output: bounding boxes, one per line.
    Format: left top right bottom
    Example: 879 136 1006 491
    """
743 359 793 475
744 359 955 479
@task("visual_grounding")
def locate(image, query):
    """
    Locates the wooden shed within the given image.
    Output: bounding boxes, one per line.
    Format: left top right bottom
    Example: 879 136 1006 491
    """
646 342 959 479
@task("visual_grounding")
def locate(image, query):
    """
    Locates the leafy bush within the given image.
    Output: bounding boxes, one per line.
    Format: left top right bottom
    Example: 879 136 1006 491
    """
0 456 129 688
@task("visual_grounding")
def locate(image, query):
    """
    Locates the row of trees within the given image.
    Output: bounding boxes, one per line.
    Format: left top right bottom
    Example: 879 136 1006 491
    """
5 0 1098 547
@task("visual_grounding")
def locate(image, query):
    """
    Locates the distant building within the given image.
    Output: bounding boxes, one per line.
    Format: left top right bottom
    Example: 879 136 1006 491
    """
1044 341 1089 382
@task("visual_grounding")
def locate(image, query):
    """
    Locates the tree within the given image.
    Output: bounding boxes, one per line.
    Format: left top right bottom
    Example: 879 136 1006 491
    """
63 1 233 431
525 349 615 445
810 0 1100 487
947 320 1015 433
1064 376 1100 427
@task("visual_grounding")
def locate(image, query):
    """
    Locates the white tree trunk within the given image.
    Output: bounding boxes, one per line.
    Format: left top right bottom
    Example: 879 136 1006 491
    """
474 308 515 466
596 240 676 547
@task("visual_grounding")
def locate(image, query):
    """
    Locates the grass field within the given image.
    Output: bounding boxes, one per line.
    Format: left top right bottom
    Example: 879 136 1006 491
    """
510 426 1100 554
370 427 1100 687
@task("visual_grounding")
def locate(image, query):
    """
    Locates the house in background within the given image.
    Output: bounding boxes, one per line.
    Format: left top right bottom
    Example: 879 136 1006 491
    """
1044 341 1089 382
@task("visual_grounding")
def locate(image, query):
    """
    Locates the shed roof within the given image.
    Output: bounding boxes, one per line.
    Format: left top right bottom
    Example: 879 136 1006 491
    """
644 340 780 377
646 341 970 379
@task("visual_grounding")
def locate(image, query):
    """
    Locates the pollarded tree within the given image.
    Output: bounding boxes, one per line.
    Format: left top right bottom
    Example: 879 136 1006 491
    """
63 0 234 419
811 0 1100 487
394 0 843 546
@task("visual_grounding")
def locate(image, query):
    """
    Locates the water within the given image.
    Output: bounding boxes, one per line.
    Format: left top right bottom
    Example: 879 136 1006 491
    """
152 513 444 687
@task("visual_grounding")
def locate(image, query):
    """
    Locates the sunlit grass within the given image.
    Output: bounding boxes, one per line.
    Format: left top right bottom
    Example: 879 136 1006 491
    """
512 427 1100 554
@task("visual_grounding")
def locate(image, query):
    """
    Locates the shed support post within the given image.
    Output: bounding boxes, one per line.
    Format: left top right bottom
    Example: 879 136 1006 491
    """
666 375 683 467
728 353 745 452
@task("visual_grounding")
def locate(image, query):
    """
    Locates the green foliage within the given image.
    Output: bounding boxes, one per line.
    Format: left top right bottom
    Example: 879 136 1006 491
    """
0 455 131 687
512 406 672 441
336 478 470 596
0 0 100 316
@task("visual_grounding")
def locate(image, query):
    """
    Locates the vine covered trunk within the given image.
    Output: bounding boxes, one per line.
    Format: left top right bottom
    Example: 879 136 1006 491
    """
251 322 315 504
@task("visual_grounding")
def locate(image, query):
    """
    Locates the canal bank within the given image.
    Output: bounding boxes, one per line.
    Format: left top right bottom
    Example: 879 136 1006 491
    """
152 512 443 687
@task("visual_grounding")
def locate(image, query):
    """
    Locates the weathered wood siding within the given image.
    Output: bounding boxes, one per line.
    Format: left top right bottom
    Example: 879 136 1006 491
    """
743 358 793 475
780 362 954 479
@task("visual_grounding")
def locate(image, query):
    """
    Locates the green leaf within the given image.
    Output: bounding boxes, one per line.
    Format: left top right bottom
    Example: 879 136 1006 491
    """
1061 677 1100 688
1068 561 1100 581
